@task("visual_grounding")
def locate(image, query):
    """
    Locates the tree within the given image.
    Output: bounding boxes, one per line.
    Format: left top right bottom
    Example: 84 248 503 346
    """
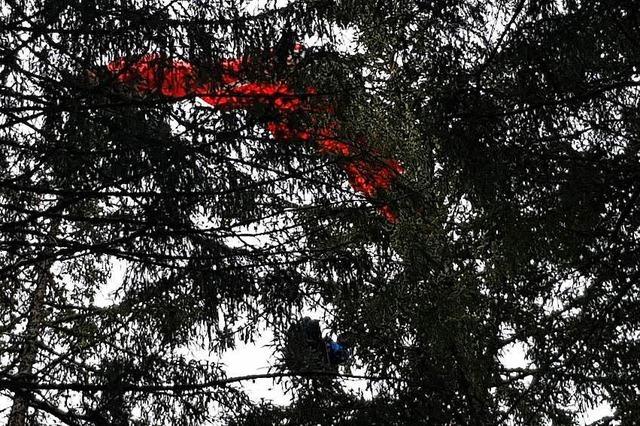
230 0 640 424
259 1 640 424
1 0 392 424
2 0 640 425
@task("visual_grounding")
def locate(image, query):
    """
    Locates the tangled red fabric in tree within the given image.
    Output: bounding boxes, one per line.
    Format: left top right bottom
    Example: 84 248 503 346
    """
106 52 404 222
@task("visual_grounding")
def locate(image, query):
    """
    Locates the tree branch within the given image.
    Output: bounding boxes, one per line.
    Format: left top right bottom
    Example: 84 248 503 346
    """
0 370 403 394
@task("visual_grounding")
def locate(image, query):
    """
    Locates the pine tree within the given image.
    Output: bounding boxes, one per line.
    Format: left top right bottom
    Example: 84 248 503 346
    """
2 1 640 425
1 0 384 424
261 1 640 424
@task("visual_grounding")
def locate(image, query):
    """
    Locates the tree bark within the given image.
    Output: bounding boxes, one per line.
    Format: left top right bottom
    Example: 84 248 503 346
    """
8 260 52 426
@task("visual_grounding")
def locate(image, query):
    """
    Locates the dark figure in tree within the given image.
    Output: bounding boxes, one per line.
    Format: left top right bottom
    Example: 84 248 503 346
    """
284 317 351 372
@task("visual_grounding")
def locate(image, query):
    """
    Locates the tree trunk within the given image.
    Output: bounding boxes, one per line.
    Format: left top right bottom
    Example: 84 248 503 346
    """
8 260 52 426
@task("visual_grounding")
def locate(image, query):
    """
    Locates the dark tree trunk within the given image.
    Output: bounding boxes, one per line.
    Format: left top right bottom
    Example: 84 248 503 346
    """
8 261 52 426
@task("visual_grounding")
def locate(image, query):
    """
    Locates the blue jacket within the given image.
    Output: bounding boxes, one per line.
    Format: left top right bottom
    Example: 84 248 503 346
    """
326 341 351 365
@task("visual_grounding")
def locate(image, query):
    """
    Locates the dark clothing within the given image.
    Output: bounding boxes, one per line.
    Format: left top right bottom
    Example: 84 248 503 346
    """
284 317 351 371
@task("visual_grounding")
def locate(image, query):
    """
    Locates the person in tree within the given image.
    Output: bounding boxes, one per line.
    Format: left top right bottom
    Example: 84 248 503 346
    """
284 317 352 372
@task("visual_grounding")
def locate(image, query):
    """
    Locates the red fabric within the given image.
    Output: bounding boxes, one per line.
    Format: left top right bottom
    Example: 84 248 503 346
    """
107 52 403 221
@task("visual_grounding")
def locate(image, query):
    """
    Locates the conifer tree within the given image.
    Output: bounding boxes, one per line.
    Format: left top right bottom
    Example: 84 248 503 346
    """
2 1 640 425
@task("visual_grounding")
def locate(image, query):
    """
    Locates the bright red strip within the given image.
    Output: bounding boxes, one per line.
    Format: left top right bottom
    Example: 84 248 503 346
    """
106 52 403 221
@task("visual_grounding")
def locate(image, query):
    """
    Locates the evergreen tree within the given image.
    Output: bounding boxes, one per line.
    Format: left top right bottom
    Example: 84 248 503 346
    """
267 1 640 424
1 1 379 424
2 1 640 425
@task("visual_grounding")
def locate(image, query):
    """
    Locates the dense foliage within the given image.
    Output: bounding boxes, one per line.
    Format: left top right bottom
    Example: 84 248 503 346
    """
1 1 639 425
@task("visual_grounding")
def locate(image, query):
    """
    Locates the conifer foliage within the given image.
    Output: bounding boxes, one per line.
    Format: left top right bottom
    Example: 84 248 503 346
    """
2 1 640 425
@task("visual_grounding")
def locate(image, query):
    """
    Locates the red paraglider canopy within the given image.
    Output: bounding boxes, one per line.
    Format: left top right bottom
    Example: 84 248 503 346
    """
106 51 403 221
